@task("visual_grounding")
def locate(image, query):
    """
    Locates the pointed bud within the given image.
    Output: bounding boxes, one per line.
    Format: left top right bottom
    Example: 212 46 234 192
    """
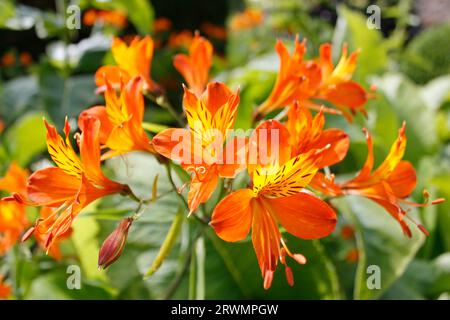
98 218 133 270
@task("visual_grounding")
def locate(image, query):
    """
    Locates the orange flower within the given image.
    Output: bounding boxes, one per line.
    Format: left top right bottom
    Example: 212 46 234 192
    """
15 117 129 251
19 52 32 66
211 120 337 289
230 8 264 31
312 43 369 121
200 22 227 40
1 52 15 67
153 82 245 214
255 39 370 121
311 123 445 237
0 163 29 255
168 30 194 49
0 276 11 299
0 119 4 134
0 200 27 255
173 33 213 96
95 36 161 94
285 102 349 168
256 37 313 115
153 17 172 33
345 248 359 263
79 76 155 159
83 9 127 28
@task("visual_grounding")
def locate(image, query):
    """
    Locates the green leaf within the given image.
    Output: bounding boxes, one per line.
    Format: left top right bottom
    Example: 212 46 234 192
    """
71 214 107 281
104 153 183 298
112 0 154 34
333 196 425 300
38 63 101 125
335 6 388 82
0 76 39 124
372 73 440 161
25 271 113 300
0 0 15 28
5 112 47 165
383 253 450 299
381 260 433 299
401 23 450 84
429 253 450 296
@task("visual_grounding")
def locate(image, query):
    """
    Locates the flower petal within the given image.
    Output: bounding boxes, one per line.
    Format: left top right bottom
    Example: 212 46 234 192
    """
313 128 349 167
78 106 114 144
262 192 337 239
27 167 80 207
248 120 291 175
387 160 417 198
187 165 219 214
210 189 254 242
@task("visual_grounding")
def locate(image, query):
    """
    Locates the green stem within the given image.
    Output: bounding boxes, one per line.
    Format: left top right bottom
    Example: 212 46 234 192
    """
188 245 196 300
195 235 205 300
12 246 23 300
144 207 184 277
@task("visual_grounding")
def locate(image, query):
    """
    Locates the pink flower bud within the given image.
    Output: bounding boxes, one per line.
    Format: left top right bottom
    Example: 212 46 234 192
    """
98 217 133 269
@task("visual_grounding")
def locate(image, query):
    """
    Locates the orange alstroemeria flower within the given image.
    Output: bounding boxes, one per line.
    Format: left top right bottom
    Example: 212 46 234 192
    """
1 164 67 259
0 200 27 256
95 36 161 94
173 33 213 96
211 120 337 289
153 17 172 33
312 43 369 121
153 82 245 214
168 30 194 49
285 102 349 168
14 117 129 251
0 276 11 299
83 9 127 28
79 76 155 159
0 163 29 255
256 39 369 121
256 37 311 115
311 122 445 237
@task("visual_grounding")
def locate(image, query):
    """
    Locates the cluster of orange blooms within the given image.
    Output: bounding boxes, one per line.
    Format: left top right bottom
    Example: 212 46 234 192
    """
83 9 128 29
0 51 32 68
0 28 445 295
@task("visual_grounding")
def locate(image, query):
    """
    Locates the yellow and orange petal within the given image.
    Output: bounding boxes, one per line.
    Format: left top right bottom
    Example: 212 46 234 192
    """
21 117 127 250
80 76 155 159
96 36 160 94
0 162 29 195
211 189 336 289
0 200 27 255
173 33 213 95
286 102 349 167
256 37 309 115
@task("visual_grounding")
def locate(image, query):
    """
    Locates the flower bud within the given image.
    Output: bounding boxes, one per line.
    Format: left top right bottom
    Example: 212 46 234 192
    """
98 217 133 270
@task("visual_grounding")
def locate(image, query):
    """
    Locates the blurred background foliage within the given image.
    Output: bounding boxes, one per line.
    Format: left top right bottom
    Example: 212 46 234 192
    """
0 0 450 300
